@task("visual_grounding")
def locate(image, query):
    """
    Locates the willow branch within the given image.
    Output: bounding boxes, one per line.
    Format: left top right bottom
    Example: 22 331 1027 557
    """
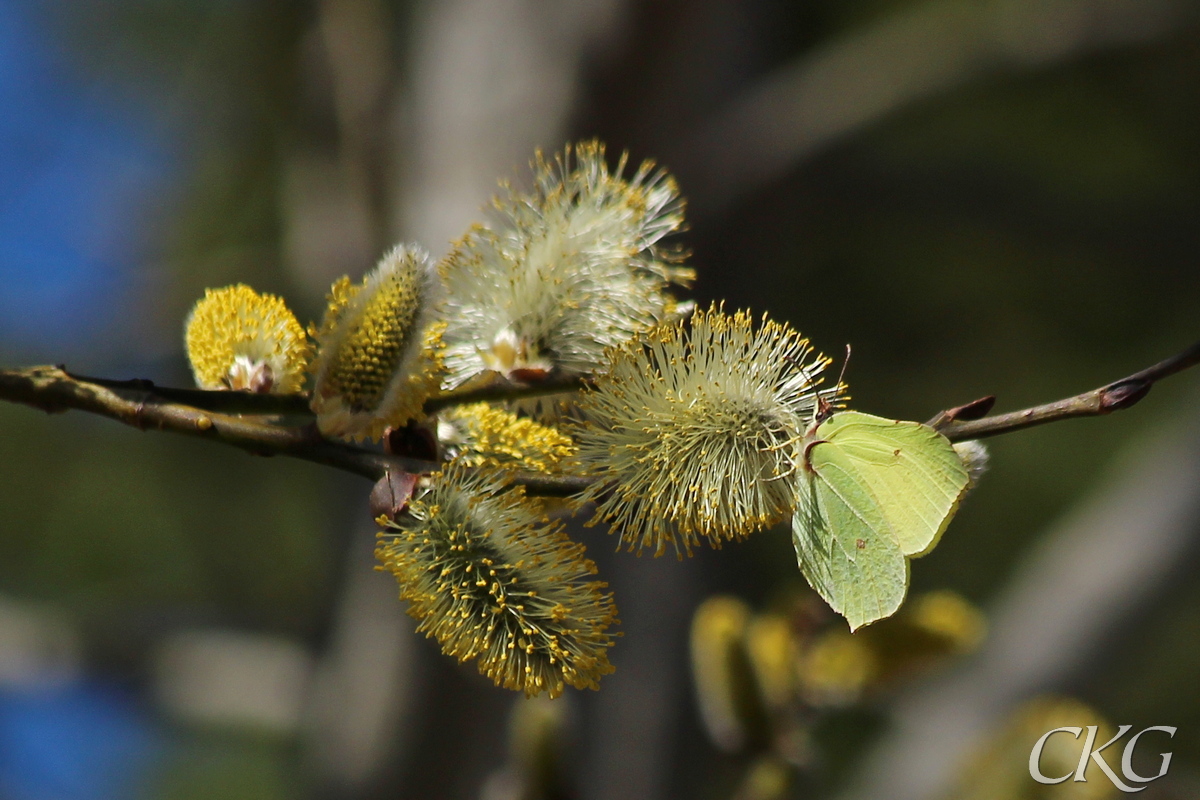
5 339 1195 497
68 373 314 415
0 366 430 480
929 339 1200 441
0 365 591 495
94 371 589 417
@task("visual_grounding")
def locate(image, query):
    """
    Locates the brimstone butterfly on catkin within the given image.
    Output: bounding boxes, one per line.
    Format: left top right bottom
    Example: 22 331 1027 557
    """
791 410 970 631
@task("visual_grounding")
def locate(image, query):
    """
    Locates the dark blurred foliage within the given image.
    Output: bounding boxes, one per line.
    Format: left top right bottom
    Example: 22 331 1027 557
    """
1 1 1199 798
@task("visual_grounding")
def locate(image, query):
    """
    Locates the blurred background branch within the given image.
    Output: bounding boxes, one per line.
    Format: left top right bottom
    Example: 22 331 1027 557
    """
675 0 1196 216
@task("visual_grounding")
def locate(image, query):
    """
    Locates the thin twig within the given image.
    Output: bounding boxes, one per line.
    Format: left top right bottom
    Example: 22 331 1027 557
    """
511 472 593 497
929 339 1200 441
422 373 589 413
90 371 589 417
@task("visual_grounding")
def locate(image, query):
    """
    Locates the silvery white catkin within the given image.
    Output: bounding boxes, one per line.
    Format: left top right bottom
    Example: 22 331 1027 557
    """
953 440 990 488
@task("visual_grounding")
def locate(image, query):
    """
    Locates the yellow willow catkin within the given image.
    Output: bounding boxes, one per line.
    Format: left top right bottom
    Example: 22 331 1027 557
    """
438 403 576 473
310 244 444 441
376 465 618 698
184 284 311 393
439 140 693 389
573 305 844 556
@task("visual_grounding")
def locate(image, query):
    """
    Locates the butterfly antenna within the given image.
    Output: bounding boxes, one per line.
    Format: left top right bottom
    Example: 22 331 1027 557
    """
812 344 850 424
782 353 816 419
834 344 851 398
782 352 826 430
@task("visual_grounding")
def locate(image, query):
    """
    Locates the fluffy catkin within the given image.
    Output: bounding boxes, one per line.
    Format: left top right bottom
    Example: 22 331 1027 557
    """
439 141 693 390
376 465 618 698
184 284 311 393
310 244 444 441
573 305 843 556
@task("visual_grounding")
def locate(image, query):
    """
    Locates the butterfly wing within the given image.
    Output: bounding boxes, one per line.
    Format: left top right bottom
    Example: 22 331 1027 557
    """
821 411 970 558
792 439 909 631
